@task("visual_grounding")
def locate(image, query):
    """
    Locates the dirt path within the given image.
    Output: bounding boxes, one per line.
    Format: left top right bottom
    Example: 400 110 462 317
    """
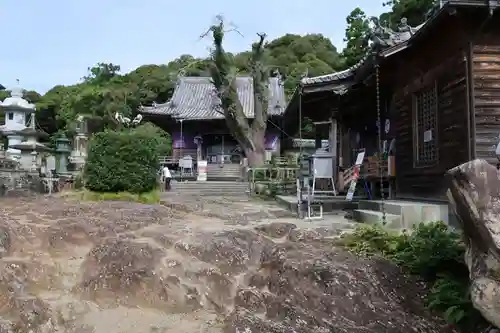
0 194 454 333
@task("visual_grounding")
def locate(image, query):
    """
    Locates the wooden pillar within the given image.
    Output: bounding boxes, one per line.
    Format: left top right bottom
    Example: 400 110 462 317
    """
329 118 338 184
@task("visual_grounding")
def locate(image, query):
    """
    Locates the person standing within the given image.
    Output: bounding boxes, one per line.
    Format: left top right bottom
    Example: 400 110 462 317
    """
162 164 172 191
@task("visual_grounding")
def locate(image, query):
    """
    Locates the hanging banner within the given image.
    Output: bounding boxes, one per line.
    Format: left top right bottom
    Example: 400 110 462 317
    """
346 151 365 201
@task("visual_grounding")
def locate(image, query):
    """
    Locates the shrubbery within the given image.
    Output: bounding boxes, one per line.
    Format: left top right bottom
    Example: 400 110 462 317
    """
84 122 170 193
341 222 486 331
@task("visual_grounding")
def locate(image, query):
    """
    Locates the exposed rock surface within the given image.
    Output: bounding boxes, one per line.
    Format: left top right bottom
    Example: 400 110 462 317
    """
447 159 500 328
0 194 453 332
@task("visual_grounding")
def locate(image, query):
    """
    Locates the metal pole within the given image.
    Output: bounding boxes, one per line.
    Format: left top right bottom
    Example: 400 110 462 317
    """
180 119 183 182
221 134 224 166
375 64 386 225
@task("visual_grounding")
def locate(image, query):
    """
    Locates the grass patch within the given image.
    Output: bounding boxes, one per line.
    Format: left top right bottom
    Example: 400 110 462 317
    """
340 222 486 331
77 188 160 204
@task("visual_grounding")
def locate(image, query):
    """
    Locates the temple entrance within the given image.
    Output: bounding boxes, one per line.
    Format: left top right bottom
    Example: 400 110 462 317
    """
203 134 241 164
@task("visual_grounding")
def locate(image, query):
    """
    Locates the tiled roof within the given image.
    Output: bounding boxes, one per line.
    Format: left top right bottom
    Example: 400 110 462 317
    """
141 76 286 120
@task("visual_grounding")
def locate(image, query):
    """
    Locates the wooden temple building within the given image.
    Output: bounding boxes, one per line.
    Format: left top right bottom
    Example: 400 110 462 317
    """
141 76 286 170
284 0 500 201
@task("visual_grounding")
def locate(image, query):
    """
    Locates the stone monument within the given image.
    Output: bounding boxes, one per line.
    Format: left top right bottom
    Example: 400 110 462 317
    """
69 115 88 171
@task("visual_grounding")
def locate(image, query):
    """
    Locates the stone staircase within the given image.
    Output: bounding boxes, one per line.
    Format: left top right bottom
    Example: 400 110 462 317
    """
353 199 451 230
170 181 249 196
207 163 242 180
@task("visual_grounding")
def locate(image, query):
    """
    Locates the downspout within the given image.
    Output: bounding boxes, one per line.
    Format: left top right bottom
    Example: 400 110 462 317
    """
465 45 474 160
468 4 497 159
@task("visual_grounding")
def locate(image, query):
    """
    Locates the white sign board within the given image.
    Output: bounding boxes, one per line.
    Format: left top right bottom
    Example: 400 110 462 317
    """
197 160 207 181
354 151 365 166
423 130 433 142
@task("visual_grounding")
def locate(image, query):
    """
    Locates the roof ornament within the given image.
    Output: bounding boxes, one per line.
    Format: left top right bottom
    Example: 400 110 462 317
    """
368 17 396 48
11 79 23 98
299 70 309 87
398 18 412 34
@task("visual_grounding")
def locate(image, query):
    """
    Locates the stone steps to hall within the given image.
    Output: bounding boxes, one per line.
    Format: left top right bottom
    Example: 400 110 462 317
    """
170 181 249 196
206 164 242 179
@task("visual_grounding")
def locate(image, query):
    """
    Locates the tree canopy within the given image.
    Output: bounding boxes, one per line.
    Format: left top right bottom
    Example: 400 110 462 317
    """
0 0 437 144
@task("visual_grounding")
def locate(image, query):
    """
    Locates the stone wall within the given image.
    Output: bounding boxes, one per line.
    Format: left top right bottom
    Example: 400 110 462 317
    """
0 169 44 197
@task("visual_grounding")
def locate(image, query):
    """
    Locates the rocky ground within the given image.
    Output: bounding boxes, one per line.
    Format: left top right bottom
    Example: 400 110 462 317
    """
0 193 456 333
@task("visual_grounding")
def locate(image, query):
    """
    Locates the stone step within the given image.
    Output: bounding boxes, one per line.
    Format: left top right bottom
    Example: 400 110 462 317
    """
207 165 240 170
352 209 401 228
173 181 248 187
172 188 249 192
358 200 449 229
171 181 249 196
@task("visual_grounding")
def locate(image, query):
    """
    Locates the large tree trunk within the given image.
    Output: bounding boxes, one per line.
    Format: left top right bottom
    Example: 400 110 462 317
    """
245 128 266 167
207 20 268 168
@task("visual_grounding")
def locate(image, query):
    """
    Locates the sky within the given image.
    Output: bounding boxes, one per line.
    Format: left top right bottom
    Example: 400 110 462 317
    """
0 0 386 94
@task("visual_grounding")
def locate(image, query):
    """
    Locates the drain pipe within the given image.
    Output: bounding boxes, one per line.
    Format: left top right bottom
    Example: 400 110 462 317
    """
465 48 473 161
466 3 498 159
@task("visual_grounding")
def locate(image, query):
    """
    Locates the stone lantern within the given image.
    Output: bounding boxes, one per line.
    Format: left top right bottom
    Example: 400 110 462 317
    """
0 87 36 161
55 135 71 174
69 116 88 171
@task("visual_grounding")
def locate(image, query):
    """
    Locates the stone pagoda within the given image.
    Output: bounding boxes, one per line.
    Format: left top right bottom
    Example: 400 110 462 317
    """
0 87 50 170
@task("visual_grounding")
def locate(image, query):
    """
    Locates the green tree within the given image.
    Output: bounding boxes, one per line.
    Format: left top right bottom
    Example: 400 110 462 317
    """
264 34 343 95
207 19 269 167
30 28 348 147
342 8 371 68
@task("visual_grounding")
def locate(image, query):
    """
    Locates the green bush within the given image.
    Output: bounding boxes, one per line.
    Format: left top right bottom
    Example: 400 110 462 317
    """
84 123 170 193
390 222 464 279
342 223 403 256
426 275 483 330
341 221 486 330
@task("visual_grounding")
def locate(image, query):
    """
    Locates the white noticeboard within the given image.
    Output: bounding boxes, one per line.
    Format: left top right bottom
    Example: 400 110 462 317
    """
423 130 433 143
197 160 207 181
354 151 365 166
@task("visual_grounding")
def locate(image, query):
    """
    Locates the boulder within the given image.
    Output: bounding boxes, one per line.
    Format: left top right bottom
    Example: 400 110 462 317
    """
447 159 500 327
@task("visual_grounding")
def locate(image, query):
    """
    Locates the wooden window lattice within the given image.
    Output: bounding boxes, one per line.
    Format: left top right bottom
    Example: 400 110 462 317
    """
414 85 438 167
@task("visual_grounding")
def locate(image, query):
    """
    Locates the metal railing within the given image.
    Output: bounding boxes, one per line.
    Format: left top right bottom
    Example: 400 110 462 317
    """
247 166 299 195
